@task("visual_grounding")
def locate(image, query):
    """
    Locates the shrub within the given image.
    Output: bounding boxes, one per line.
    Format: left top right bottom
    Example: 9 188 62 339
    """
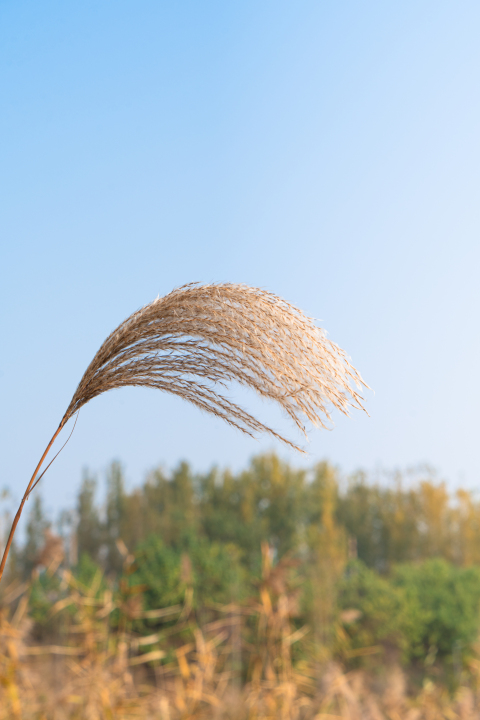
337 560 408 660
131 534 246 617
392 558 480 664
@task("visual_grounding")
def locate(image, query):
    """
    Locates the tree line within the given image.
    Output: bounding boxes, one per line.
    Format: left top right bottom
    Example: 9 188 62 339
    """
6 453 480 678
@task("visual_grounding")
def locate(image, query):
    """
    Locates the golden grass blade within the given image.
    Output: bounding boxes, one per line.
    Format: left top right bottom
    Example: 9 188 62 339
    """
0 283 368 584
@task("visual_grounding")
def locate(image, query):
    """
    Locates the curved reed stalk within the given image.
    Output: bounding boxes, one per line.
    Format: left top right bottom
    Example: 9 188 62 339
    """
0 283 368 582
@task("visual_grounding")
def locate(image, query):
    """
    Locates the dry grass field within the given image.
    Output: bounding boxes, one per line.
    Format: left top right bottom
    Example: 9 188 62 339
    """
2 543 480 720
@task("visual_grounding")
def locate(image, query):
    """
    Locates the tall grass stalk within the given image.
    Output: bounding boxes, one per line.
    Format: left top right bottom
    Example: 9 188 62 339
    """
0 283 367 583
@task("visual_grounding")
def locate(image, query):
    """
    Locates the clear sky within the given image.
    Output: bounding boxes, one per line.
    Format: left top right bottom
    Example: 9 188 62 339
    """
1 1 480 522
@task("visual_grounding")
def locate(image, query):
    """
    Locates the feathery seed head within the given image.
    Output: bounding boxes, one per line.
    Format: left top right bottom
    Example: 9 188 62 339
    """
62 283 368 451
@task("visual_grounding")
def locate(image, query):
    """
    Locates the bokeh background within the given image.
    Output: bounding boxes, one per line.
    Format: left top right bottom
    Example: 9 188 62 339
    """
1 0 480 519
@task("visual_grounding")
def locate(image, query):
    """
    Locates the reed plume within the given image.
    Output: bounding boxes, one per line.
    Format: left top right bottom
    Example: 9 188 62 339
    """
0 283 368 582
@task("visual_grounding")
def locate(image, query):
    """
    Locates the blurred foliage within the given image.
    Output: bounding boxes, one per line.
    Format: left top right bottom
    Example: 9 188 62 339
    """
337 560 408 660
4 452 480 684
392 559 480 664
130 534 246 616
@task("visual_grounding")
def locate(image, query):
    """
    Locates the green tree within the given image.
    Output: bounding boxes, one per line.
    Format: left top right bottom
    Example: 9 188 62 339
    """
105 461 127 573
337 559 408 662
200 454 308 570
76 471 102 563
393 558 480 664
131 534 245 622
22 494 50 578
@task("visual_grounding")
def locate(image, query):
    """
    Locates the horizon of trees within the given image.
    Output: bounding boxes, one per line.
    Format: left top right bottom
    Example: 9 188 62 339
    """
9 453 480 576
4 453 480 677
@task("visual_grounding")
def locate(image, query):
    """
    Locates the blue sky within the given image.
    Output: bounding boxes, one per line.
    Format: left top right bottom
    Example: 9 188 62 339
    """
1 1 480 521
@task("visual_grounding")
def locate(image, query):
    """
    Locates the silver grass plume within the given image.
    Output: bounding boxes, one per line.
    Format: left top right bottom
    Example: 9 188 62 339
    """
0 283 368 582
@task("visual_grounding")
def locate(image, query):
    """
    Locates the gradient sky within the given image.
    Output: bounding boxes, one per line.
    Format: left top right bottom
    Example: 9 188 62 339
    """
1 1 480 524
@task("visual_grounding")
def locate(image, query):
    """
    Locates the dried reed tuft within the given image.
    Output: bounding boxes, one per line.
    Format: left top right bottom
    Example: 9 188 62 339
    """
0 283 368 582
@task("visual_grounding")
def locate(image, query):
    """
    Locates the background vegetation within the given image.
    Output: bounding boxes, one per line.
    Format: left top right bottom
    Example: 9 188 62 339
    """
3 453 480 718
